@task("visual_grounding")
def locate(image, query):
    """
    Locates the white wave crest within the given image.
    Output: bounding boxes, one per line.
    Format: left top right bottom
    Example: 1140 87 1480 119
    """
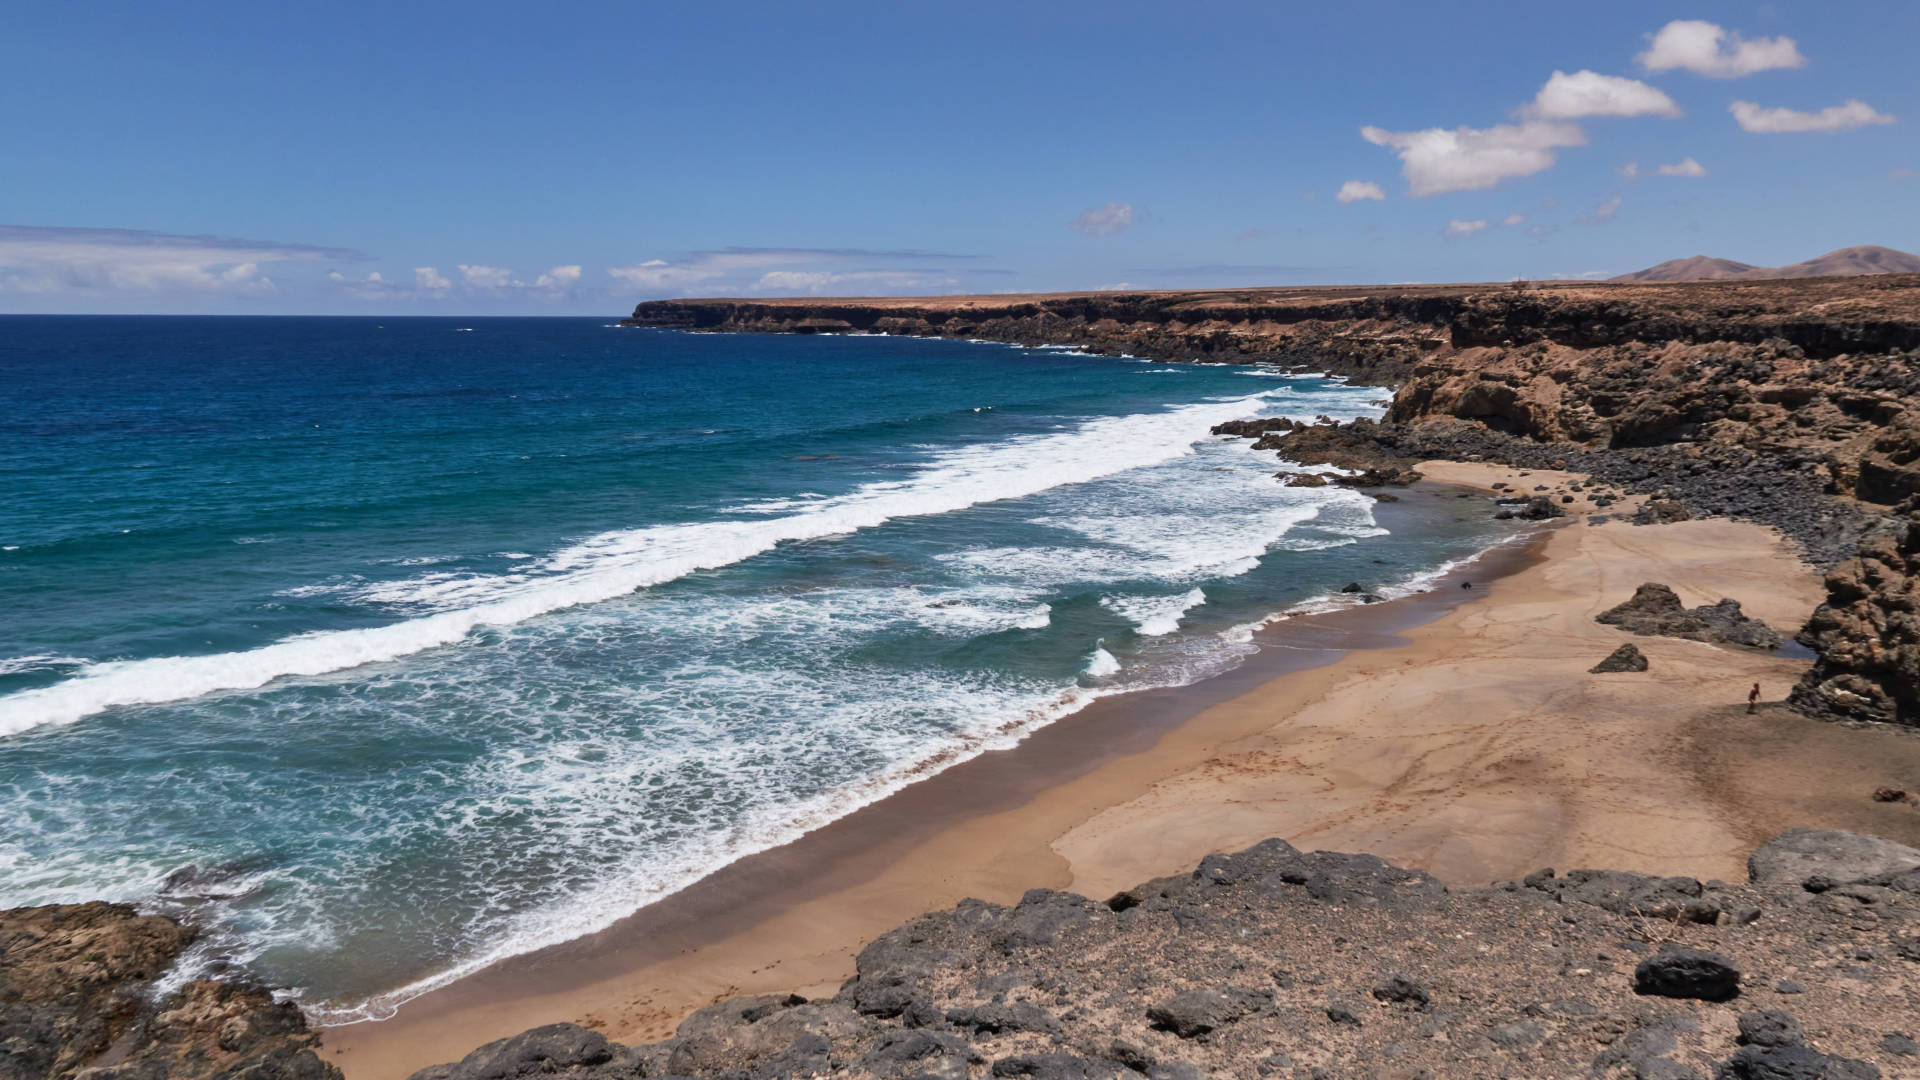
1083 647 1121 677
0 655 88 677
1103 588 1207 636
0 392 1291 737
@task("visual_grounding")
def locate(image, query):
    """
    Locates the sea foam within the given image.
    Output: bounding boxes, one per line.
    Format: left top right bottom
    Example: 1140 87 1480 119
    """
0 389 1305 736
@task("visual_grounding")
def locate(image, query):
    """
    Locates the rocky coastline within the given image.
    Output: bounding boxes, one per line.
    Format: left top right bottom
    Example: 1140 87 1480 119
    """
408 829 1920 1080
17 830 1913 1080
0 901 340 1080
11 278 1920 1080
627 276 1920 725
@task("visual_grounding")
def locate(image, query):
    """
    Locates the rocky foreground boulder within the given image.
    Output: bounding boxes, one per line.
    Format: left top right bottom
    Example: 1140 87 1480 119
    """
412 831 1920 1080
0 901 340 1080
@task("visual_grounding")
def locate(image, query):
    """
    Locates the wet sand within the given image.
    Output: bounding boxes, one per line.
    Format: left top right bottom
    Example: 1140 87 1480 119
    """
326 462 1920 1078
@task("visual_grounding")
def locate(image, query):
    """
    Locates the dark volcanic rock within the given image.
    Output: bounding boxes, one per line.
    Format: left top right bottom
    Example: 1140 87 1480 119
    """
1591 643 1651 672
1634 946 1743 1001
1792 497 1920 725
411 1024 612 1080
1494 494 1566 520
1738 1010 1806 1049
406 828 1917 1079
1637 497 1695 525
1369 974 1431 1011
1523 866 1724 923
1597 582 1785 649
1145 987 1270 1037
0 902 341 1080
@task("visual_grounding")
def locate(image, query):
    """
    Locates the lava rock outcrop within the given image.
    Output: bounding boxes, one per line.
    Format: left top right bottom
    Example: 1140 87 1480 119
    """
410 831 1920 1080
0 902 341 1080
1792 498 1920 725
1597 583 1785 650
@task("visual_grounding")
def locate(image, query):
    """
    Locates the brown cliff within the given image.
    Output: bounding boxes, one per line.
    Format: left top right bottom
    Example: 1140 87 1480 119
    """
1793 497 1920 724
628 275 1920 726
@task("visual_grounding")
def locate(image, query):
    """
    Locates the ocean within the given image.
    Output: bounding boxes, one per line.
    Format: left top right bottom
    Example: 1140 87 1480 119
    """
0 316 1514 1022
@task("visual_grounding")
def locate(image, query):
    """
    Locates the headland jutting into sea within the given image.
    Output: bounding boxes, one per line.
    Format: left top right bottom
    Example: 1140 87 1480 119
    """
10 274 1920 1080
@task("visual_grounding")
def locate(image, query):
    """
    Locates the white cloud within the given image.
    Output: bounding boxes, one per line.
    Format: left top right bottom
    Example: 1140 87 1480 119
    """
1069 202 1137 236
1445 219 1489 236
1579 195 1623 224
534 265 582 290
1527 70 1679 120
1362 121 1586 196
1638 20 1804 78
1502 213 1527 227
1335 180 1386 203
607 250 821 291
607 258 702 291
327 269 398 300
1617 162 1641 179
1730 99 1896 134
458 264 516 288
414 266 451 290
0 225 356 296
1656 157 1708 177
608 247 989 298
754 269 959 294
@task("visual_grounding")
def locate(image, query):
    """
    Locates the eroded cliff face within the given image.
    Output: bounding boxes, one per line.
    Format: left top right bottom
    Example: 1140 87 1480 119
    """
630 276 1920 725
623 276 1920 399
0 902 341 1080
1793 499 1920 725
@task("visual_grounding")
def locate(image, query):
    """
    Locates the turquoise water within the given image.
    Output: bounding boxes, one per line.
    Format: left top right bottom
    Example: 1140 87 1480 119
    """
0 316 1512 1021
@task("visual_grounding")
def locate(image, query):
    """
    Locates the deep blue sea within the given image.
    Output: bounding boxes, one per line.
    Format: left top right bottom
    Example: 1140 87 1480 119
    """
0 316 1513 1022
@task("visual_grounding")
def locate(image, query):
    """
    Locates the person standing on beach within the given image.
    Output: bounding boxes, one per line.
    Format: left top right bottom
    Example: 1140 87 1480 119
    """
1748 683 1761 714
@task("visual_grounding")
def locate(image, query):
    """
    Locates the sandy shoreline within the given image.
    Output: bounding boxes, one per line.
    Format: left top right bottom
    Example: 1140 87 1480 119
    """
325 462 1920 1079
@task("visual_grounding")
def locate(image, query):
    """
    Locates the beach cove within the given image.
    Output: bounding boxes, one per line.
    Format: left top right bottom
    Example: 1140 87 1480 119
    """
326 461 1920 1079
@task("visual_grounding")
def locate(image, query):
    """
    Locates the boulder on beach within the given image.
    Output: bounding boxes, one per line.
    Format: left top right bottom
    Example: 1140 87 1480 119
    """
1634 497 1693 525
1596 582 1783 649
1590 643 1649 673
1494 495 1565 521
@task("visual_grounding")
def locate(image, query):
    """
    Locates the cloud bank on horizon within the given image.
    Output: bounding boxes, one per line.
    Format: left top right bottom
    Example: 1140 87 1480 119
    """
1 7 1909 313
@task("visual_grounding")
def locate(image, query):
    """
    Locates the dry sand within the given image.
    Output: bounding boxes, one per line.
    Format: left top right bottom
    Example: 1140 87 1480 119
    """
326 462 1920 1079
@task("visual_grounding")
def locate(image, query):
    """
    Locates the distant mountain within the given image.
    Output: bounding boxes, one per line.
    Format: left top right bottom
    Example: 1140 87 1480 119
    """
1612 256 1759 283
1612 245 1920 283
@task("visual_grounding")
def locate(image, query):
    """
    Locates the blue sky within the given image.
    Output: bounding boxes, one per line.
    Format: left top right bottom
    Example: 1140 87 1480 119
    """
2 1 1913 314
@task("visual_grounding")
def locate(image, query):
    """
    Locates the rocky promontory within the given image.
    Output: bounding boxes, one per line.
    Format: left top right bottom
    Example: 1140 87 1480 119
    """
0 901 341 1080
406 830 1920 1080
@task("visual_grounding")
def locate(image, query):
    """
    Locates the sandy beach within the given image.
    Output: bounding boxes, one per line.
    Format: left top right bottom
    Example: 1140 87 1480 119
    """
325 462 1920 1079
